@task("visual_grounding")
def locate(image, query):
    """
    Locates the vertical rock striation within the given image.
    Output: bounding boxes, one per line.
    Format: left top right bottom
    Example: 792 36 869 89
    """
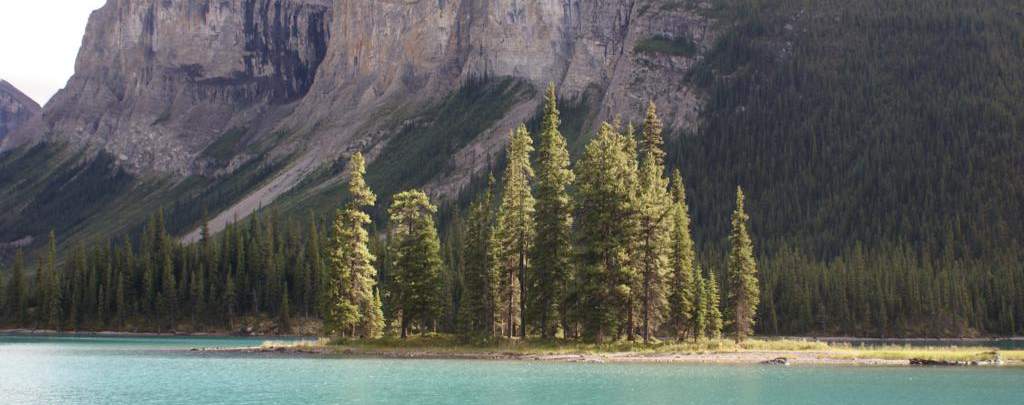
5 0 333 175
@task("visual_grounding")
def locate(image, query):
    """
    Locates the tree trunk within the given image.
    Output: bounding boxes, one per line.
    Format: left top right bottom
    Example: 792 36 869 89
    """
519 250 526 339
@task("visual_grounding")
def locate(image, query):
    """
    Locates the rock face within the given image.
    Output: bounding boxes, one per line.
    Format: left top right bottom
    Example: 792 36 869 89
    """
6 0 713 236
0 80 41 144
6 0 333 175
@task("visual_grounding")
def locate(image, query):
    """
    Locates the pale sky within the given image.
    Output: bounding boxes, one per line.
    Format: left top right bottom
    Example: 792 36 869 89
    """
0 0 107 105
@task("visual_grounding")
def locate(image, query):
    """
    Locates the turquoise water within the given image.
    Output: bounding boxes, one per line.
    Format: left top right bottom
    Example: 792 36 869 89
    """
1 336 1022 404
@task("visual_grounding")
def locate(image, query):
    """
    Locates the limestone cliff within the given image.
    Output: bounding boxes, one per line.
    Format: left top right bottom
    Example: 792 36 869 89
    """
0 80 41 144
4 0 714 239
5 0 333 175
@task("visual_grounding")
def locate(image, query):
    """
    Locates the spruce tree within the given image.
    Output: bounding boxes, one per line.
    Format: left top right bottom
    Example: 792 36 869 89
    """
46 232 62 330
530 84 575 338
280 286 291 332
364 289 385 339
325 152 380 337
641 102 666 166
667 171 698 340
705 270 723 339
692 269 707 340
158 250 177 331
574 123 639 342
8 250 27 324
492 125 535 338
389 190 445 338
635 141 672 344
726 187 759 341
459 176 497 337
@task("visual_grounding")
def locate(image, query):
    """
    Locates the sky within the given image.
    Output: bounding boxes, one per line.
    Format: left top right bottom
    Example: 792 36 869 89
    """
0 0 107 105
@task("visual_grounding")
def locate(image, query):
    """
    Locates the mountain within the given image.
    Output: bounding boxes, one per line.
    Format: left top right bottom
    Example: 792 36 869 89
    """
1 0 710 251
2 0 1023 278
0 80 41 145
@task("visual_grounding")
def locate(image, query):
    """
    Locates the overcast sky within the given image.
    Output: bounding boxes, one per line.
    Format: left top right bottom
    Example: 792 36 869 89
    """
0 1 107 105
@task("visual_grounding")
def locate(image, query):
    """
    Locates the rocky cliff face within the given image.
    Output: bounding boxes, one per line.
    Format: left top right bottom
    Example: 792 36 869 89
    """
6 0 714 238
6 0 333 175
0 80 41 144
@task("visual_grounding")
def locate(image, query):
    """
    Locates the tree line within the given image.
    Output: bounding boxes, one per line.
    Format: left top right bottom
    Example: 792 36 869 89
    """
0 86 760 343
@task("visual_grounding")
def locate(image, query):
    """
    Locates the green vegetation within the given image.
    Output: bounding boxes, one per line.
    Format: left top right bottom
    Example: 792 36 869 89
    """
200 127 248 165
669 0 1024 337
3 0 1023 343
635 35 698 57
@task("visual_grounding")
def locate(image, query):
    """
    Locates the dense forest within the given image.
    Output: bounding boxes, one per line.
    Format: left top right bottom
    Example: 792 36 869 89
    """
665 0 1024 337
3 0 1024 339
0 90 764 343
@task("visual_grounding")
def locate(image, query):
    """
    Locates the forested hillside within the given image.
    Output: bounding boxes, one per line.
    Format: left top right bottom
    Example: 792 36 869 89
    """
668 0 1024 336
2 0 1023 338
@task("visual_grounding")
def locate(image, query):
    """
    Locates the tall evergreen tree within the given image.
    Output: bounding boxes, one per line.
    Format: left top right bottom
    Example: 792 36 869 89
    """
157 250 177 331
726 187 759 341
705 270 724 339
640 101 666 166
7 250 27 323
325 153 380 337
530 84 575 338
389 190 445 338
692 269 707 339
364 288 386 339
459 176 498 337
667 171 698 340
492 125 535 338
574 123 640 342
635 136 673 344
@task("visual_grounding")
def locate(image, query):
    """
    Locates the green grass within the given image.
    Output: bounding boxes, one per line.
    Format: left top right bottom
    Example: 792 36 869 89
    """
315 335 832 355
261 334 1024 365
201 127 248 165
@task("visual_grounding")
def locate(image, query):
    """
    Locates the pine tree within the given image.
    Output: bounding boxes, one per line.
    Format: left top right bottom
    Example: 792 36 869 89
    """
459 176 498 337
280 286 291 332
574 123 640 342
705 270 723 339
389 190 445 338
667 171 698 340
692 269 707 340
640 102 666 166
306 214 325 318
726 187 759 341
8 250 27 324
492 125 535 338
364 288 385 339
45 231 62 330
325 152 379 337
635 135 673 344
530 84 575 338
158 250 177 331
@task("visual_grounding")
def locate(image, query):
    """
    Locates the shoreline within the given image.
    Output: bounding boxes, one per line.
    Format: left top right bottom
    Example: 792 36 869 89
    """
207 345 1019 367
0 328 314 339
5 329 1021 367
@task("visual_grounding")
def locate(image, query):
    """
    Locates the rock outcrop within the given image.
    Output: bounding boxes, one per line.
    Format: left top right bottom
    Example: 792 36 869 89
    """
6 0 714 238
5 0 333 175
0 80 41 145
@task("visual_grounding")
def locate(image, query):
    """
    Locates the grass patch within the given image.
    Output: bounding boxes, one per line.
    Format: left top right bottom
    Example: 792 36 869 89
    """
201 127 248 164
317 335 833 356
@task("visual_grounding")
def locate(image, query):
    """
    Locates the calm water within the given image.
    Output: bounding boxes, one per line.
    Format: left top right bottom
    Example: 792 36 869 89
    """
1 336 1022 405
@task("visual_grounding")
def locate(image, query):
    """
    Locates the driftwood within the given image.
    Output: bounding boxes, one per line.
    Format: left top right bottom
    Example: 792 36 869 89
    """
762 357 790 366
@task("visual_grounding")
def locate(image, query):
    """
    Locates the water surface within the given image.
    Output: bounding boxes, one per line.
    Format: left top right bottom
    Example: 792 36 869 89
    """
1 336 1021 404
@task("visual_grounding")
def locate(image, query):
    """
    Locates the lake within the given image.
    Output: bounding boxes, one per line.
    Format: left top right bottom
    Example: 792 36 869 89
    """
1 335 1022 404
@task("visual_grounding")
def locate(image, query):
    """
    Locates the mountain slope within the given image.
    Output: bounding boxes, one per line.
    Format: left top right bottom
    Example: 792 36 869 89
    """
1 0 712 253
0 80 41 144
